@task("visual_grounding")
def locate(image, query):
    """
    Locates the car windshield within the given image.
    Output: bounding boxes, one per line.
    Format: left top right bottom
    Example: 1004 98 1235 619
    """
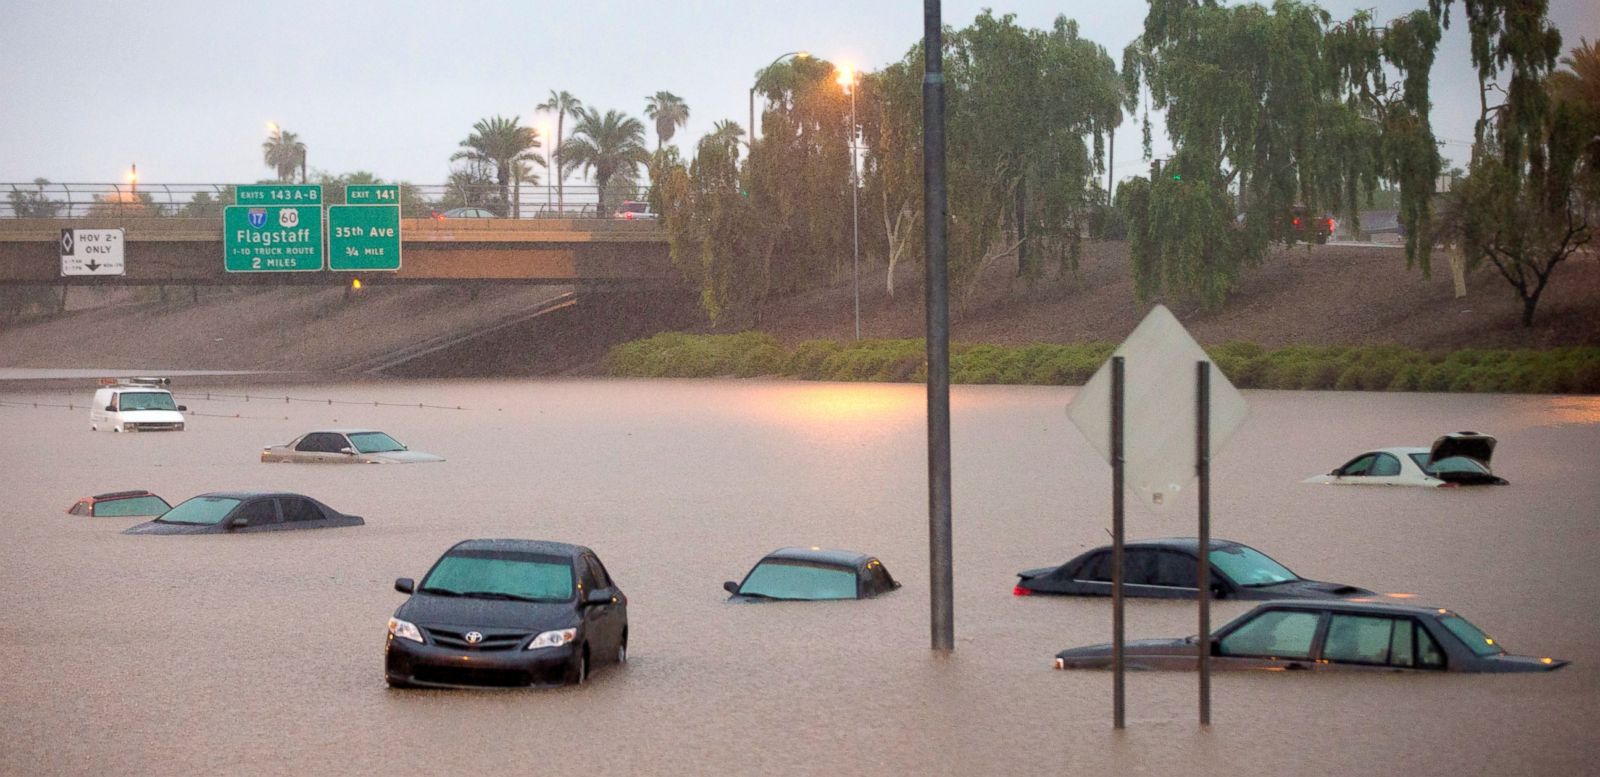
118 392 177 411
421 551 574 602
1409 453 1490 475
157 496 240 525
739 560 857 600
1208 545 1299 587
348 432 405 453
1440 615 1505 657
94 495 170 517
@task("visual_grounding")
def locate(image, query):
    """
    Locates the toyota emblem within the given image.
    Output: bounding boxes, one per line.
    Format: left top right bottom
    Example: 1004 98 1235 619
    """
464 631 483 645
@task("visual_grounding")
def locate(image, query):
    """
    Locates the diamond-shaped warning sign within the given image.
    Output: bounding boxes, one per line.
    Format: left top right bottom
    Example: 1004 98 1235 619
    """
1067 305 1247 512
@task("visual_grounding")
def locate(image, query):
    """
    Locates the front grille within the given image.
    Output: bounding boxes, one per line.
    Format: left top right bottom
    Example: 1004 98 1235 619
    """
424 626 529 652
129 422 183 431
413 665 529 688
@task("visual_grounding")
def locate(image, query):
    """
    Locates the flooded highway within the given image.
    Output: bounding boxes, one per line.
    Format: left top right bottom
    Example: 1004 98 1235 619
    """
2 378 1598 775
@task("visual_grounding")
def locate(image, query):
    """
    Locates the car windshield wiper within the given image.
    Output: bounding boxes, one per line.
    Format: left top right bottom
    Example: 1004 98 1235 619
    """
733 591 780 600
418 586 464 597
153 518 203 525
459 590 546 602
1241 578 1299 588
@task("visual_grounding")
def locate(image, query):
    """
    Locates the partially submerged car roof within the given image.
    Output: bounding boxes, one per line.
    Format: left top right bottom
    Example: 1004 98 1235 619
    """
445 539 590 558
1255 598 1449 617
762 547 875 568
1430 431 1496 466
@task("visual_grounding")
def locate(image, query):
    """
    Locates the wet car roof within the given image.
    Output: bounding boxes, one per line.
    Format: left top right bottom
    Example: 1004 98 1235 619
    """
1123 538 1248 552
447 539 589 558
763 547 872 567
1255 598 1451 617
190 491 312 500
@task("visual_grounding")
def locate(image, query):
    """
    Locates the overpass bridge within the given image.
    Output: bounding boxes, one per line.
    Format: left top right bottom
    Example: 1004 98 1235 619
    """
0 216 674 287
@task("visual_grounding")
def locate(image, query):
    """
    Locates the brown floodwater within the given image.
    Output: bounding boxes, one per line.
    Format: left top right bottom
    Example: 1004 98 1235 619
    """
2 378 1598 775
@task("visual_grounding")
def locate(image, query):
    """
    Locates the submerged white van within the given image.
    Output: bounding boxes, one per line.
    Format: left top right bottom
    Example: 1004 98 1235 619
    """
89 378 187 432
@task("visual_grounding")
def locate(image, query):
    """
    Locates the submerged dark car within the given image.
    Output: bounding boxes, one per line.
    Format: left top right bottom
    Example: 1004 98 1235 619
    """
1014 538 1370 600
1054 599 1567 673
122 492 363 534
385 539 627 688
724 547 900 602
66 490 171 517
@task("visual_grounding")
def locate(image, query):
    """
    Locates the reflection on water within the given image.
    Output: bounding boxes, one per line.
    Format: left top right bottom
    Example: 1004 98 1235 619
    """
0 379 1596 775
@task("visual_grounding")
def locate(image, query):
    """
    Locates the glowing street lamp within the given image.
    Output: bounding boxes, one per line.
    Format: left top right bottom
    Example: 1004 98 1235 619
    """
750 51 809 146
126 164 138 194
837 64 861 340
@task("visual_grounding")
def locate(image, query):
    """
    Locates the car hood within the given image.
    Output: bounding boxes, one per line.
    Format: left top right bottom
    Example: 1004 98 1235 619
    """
1430 432 1495 467
395 593 579 631
1235 579 1372 600
360 450 445 463
118 409 185 422
1486 654 1569 672
123 520 218 535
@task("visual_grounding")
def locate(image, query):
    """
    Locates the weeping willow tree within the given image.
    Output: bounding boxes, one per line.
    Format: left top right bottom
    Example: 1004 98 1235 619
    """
1120 0 1443 307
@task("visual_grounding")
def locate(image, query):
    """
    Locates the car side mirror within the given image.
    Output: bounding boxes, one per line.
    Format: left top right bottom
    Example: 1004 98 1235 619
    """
227 517 249 530
105 404 116 412
583 589 611 606
1329 468 1342 476
1210 583 1227 599
395 578 415 594
177 405 187 412
340 447 357 455
723 581 740 594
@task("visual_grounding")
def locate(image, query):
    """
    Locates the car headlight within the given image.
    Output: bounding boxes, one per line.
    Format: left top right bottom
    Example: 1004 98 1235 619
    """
525 628 577 650
388 617 423 643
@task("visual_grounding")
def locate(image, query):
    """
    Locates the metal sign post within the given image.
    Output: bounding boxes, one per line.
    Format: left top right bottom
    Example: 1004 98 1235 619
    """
923 0 954 653
1196 360 1212 726
1111 356 1126 729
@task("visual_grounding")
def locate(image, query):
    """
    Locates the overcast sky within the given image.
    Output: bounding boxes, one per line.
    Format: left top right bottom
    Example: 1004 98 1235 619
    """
1 1 1594 188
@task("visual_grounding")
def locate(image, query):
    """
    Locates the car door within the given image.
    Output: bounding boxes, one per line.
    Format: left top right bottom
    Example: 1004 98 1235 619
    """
1213 608 1326 670
1319 614 1448 672
1332 452 1406 486
228 498 282 532
277 496 327 529
578 555 621 658
292 433 346 463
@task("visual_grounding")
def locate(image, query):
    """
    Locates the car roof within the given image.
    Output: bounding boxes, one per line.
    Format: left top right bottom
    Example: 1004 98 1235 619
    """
1370 447 1429 455
1255 598 1451 617
1113 538 1248 552
762 547 873 567
90 489 159 500
298 429 381 435
446 538 590 558
191 491 314 500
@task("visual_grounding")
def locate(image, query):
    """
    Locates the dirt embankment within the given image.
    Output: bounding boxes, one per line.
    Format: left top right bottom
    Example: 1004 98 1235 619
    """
1 243 1595 377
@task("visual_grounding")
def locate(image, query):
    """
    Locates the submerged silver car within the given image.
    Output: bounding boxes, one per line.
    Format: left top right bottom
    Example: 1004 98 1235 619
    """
261 429 444 464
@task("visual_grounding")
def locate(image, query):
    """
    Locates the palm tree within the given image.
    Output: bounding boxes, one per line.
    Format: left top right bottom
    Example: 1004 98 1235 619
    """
709 120 745 156
644 91 691 151
537 90 585 214
451 115 543 216
1549 38 1600 167
560 108 651 216
262 126 305 183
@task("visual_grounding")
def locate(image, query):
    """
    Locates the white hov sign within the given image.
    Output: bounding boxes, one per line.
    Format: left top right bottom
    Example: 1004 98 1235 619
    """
60 229 126 276
1067 305 1248 512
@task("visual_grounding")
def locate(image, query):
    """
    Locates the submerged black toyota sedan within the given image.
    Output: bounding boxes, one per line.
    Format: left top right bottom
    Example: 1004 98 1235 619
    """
1013 538 1370 600
385 540 628 688
122 491 363 534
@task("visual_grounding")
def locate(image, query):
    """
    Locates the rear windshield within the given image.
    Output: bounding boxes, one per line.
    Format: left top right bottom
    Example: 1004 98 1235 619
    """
1440 615 1505 657
422 551 574 602
349 432 405 453
619 202 648 213
118 392 177 412
94 495 170 517
158 496 240 525
1208 545 1298 587
739 560 857 600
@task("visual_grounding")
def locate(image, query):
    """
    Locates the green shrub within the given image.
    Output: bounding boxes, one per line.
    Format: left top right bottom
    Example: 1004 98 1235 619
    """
785 340 841 378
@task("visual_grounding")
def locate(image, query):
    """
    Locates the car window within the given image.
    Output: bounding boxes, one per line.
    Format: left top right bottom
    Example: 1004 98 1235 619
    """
158 496 241 525
739 561 857 600
1122 549 1158 585
117 392 177 411
1411 453 1490 475
1439 615 1504 657
1323 615 1401 665
1340 454 1377 476
295 433 345 453
1151 551 1199 588
1416 625 1446 668
1218 609 1321 659
69 501 91 516
1208 545 1298 587
348 432 404 453
279 497 323 522
423 551 575 601
235 499 280 526
93 495 170 517
1078 551 1111 582
1369 453 1402 477
577 556 602 592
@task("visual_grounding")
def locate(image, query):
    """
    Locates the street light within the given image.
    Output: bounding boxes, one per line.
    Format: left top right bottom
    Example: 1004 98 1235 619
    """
749 50 809 146
836 64 861 340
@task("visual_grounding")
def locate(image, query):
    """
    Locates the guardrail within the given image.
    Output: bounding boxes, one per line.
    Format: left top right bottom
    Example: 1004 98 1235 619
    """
1 182 648 219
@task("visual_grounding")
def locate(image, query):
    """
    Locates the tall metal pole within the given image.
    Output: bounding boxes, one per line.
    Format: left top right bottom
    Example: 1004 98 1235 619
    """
1111 356 1126 729
924 0 954 653
850 84 861 341
1196 360 1213 726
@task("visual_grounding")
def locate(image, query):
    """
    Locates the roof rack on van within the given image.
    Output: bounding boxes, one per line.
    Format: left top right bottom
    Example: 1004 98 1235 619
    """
99 377 172 386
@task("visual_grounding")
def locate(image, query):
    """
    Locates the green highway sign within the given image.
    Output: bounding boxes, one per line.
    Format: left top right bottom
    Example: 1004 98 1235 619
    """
236 184 322 205
346 184 400 204
224 205 324 272
328 204 401 271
